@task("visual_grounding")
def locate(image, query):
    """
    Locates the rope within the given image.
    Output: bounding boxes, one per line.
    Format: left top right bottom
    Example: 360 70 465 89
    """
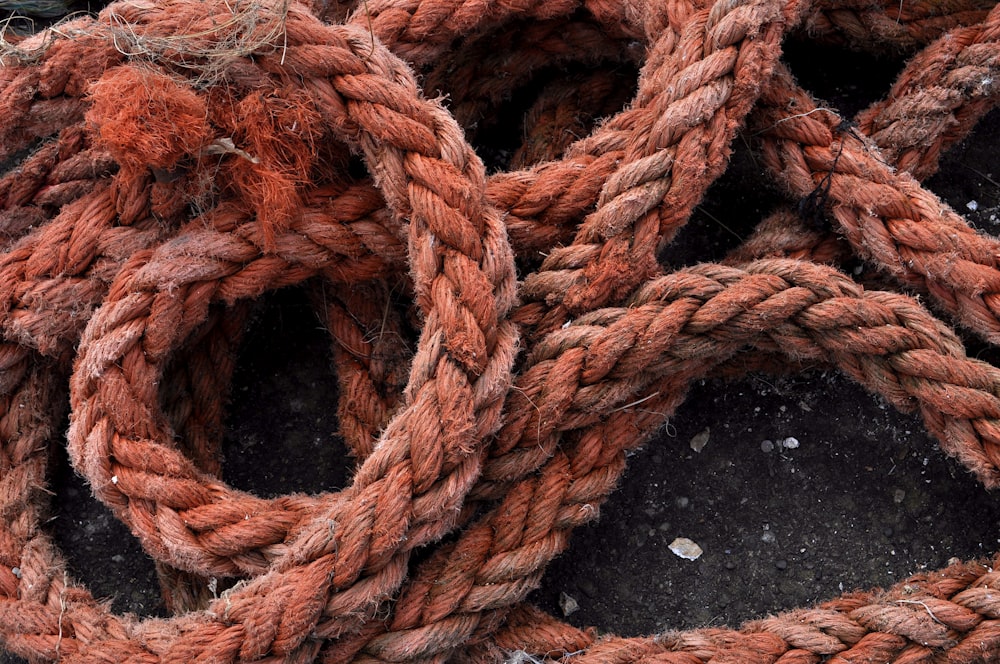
0 0 999 661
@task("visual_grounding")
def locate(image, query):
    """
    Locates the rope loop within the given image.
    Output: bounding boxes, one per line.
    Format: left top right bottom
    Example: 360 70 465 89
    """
1 0 1000 662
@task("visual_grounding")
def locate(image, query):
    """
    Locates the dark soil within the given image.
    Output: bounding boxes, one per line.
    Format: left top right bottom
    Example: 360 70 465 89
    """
4 28 1000 664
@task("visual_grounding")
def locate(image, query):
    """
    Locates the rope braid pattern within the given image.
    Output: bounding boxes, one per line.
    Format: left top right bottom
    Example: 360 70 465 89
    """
1 0 1000 662
805 0 997 52
68 8 519 663
754 61 1000 345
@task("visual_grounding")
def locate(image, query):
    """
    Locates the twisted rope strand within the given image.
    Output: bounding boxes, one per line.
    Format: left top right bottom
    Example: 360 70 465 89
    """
855 1 1000 180
519 0 796 335
521 558 1000 664
726 3 1000 302
340 259 1000 662
805 0 995 52
3 0 1000 662
755 63 1000 344
57 3 517 661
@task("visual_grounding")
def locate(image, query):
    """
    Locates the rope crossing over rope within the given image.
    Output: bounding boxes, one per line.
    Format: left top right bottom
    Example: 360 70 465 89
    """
1 0 1000 662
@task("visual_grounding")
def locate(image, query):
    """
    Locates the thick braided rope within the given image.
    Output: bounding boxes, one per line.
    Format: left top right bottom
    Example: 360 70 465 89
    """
5 0 1000 660
328 0 984 426
61 0 792 578
462 16 1000 654
419 17 635 136
754 62 1000 344
9 139 1000 660
69 0 518 576
0 94 406 364
805 0 996 52
145 2 1000 660
351 0 638 66
0 218 406 657
14 244 1000 662
1 0 510 660
0 0 572 608
280 12 1000 629
309 279 412 460
488 558 1000 664
724 2 1000 270
3 0 988 275
0 45 326 615
109 2 1000 660
516 0 797 336
172 5 1000 664
509 68 636 170
335 259 1000 662
726 2 1000 286
855 1 1000 180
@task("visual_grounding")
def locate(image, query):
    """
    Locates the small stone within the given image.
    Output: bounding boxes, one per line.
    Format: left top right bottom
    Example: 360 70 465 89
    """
676 496 690 509
558 591 580 616
967 200 980 212
760 439 774 453
668 537 704 561
689 427 710 452
725 559 736 570
775 559 788 570
11 567 20 579
781 437 799 449
893 489 906 504
111 554 125 564
883 526 894 538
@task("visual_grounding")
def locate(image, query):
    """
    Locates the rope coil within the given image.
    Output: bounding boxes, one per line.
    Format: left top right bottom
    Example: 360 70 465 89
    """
1 0 999 662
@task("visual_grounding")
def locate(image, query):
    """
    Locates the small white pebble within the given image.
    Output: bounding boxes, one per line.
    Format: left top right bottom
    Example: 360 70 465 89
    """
689 427 710 452
558 591 580 616
11 567 21 579
111 475 118 484
781 437 799 449
669 537 703 560
967 200 979 212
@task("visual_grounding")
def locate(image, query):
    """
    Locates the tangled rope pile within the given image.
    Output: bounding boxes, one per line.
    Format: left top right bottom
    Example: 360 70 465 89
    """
2 0 1000 661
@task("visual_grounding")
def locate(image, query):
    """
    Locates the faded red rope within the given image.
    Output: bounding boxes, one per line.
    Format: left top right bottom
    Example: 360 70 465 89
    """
2 0 1000 662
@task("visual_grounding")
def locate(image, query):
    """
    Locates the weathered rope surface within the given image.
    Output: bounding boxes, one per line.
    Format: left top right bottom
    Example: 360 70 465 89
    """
1 0 1000 662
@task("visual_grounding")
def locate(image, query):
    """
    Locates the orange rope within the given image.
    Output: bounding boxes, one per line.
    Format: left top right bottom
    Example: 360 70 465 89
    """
0 0 999 662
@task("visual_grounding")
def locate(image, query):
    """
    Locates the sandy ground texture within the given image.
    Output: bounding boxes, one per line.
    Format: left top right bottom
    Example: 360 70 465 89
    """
2 25 1000 664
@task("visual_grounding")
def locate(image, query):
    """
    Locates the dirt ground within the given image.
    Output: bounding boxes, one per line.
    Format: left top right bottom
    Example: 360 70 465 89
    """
4 26 1000 664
